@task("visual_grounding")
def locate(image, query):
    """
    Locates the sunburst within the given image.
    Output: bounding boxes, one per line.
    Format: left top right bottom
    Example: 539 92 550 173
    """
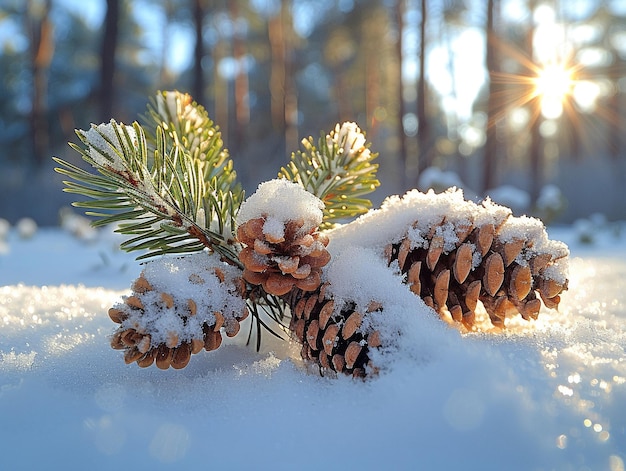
533 62 574 119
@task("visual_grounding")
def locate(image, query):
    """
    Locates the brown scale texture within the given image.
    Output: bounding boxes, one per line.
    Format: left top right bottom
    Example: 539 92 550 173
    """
385 218 568 329
109 270 248 369
237 216 331 296
286 284 382 378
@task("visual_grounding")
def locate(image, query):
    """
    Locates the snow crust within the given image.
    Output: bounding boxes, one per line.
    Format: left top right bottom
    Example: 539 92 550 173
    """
1 221 625 469
236 179 325 236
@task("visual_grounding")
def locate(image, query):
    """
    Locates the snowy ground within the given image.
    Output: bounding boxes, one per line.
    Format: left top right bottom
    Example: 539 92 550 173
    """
1 220 625 471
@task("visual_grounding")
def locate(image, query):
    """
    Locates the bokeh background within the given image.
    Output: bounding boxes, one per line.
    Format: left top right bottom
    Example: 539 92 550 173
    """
1 0 625 226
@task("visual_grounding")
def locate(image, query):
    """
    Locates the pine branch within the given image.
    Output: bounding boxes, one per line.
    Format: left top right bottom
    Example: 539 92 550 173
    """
54 119 243 266
142 90 240 198
278 122 380 229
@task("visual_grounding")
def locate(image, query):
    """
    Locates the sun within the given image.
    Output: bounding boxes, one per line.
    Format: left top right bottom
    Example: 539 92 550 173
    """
533 63 574 119
535 63 573 101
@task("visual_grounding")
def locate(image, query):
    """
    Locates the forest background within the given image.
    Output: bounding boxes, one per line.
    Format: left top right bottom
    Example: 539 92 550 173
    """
1 0 625 226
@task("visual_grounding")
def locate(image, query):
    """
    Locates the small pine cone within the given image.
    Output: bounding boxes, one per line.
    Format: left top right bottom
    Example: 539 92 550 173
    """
385 201 569 329
237 216 330 296
108 252 249 369
286 284 381 378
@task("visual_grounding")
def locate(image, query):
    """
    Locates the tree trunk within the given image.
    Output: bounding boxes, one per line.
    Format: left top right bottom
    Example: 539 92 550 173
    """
395 0 407 186
27 0 54 166
230 0 250 154
527 1 542 205
192 0 205 106
483 0 498 194
268 8 285 134
268 0 297 157
608 54 622 159
100 0 119 122
416 0 429 174
363 13 381 139
159 0 173 86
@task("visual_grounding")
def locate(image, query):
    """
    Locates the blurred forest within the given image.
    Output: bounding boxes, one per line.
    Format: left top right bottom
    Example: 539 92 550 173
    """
1 0 625 226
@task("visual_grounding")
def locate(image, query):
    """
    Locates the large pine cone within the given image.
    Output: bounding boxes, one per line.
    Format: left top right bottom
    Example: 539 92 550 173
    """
108 252 248 369
385 210 569 329
288 188 570 378
237 216 331 296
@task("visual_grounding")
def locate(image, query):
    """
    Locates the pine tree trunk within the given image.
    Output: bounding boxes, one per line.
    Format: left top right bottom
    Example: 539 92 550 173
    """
526 5 543 206
27 0 54 166
268 0 297 157
230 0 250 155
416 0 429 174
483 0 498 194
159 0 173 86
192 0 205 107
99 0 119 122
396 0 407 185
363 13 381 138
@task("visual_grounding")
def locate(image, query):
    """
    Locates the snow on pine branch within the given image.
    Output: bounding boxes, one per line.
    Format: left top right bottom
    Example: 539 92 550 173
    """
83 120 138 172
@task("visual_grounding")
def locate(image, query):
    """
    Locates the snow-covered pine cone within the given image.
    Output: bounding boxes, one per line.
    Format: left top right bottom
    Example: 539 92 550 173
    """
237 216 330 296
384 203 569 329
236 179 330 297
108 252 248 369
286 284 382 378
287 188 570 378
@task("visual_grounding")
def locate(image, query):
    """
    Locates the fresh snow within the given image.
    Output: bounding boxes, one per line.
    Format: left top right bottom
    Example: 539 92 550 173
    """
328 188 569 282
111 252 247 348
329 121 371 161
236 179 325 237
1 213 625 470
83 120 137 171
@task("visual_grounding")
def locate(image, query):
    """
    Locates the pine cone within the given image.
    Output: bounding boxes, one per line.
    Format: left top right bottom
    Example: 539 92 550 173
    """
385 209 569 329
286 284 381 378
287 188 570 378
108 252 248 369
237 216 330 296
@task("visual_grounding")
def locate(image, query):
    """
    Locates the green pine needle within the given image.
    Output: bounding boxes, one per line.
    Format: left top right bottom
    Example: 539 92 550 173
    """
53 94 243 266
278 122 379 229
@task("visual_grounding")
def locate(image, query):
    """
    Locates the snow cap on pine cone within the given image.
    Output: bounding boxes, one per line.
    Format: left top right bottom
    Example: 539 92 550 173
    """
109 251 248 369
236 179 329 296
237 179 324 237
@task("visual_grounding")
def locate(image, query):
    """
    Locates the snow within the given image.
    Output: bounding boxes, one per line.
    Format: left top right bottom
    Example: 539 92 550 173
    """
1 215 626 470
111 252 247 347
83 120 137 171
329 121 371 161
328 188 568 282
236 179 325 236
